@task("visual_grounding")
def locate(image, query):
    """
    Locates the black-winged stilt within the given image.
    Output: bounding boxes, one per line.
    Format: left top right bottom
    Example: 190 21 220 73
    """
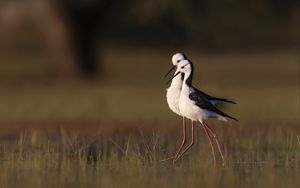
164 54 236 164
168 59 237 164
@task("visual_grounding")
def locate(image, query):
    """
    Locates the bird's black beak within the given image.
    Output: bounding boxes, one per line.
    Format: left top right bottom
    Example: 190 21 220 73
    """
166 71 181 84
164 65 176 78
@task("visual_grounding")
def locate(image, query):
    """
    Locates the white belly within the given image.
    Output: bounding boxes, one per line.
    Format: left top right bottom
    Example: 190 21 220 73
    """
179 95 205 122
179 86 212 123
179 92 228 122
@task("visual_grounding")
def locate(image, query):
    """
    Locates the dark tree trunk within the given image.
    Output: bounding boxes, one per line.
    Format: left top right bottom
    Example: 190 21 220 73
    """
46 0 127 77
60 1 104 77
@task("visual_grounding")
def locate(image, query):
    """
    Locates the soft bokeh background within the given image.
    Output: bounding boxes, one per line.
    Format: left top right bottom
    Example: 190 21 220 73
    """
0 1 299 188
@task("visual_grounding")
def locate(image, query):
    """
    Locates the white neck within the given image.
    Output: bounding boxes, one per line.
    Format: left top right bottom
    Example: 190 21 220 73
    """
182 70 192 87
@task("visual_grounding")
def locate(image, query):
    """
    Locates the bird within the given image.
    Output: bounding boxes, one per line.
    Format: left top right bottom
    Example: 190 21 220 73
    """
163 53 188 162
164 54 236 164
165 53 187 117
171 59 237 164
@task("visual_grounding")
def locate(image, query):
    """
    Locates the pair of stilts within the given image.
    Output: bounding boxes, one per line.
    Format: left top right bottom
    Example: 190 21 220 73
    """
164 53 236 164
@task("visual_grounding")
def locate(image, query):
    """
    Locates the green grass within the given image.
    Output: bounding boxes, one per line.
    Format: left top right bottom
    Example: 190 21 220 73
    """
0 48 299 187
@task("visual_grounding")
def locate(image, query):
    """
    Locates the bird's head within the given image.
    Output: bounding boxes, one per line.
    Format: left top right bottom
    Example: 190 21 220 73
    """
166 59 192 83
164 53 187 78
177 59 192 74
172 53 186 66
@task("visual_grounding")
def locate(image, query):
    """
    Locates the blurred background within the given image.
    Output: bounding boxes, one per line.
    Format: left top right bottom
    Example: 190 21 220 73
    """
0 0 299 136
0 2 299 187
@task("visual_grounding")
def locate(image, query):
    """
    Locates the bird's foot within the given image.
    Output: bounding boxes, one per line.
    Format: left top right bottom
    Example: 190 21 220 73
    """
160 156 176 163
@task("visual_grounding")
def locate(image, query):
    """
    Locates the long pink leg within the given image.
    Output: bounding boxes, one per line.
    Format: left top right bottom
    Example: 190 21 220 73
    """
203 122 225 162
161 117 186 162
201 123 216 164
173 117 187 159
173 120 195 163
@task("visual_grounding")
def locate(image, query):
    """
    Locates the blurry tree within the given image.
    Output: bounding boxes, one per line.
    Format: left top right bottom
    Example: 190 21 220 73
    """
0 0 128 77
0 0 298 78
56 0 122 76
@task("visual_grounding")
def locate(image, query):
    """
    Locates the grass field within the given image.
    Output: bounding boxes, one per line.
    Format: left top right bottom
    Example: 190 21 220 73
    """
0 48 299 187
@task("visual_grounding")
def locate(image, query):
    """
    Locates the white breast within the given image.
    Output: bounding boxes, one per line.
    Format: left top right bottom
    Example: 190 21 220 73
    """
166 75 182 116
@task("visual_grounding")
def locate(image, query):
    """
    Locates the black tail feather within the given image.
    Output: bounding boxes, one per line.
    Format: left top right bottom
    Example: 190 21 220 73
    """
213 97 236 104
213 107 238 121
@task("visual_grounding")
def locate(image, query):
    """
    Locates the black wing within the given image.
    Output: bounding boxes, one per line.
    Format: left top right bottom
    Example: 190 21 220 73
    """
194 88 236 104
189 90 237 121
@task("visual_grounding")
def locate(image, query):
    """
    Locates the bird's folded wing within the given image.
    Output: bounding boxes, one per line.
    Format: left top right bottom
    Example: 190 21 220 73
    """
194 88 236 104
189 91 237 121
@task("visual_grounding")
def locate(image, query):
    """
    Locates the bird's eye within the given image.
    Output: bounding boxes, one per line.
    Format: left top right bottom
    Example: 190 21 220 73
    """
177 60 180 62
181 66 184 69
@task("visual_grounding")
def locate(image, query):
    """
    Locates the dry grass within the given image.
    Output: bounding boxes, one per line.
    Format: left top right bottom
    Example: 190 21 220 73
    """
0 120 299 188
